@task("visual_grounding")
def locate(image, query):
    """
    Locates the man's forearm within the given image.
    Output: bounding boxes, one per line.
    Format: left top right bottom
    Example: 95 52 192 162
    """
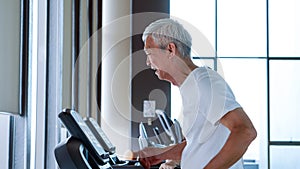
204 108 257 169
159 140 186 160
204 127 256 169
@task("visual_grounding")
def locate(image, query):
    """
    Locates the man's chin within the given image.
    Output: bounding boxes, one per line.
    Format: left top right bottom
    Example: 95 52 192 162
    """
155 70 178 86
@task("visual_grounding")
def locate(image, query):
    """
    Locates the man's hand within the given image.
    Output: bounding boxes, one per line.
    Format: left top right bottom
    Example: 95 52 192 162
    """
136 141 186 169
159 160 180 169
137 147 165 169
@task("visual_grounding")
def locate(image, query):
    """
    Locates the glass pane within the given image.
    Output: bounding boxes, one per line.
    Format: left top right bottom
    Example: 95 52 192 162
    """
171 85 182 121
170 0 216 56
219 58 267 166
269 0 300 57
270 60 300 141
270 146 300 168
217 0 266 57
193 58 215 69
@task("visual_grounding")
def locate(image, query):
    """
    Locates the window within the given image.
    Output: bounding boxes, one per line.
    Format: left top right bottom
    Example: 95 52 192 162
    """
171 0 300 168
220 59 267 162
269 60 300 142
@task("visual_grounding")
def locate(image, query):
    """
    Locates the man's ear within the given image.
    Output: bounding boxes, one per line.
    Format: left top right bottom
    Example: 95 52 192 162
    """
167 43 176 56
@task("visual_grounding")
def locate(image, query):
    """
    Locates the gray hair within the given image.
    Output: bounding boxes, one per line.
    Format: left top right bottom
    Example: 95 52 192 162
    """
142 18 192 57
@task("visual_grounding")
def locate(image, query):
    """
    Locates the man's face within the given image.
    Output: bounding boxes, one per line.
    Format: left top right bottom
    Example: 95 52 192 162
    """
144 36 177 85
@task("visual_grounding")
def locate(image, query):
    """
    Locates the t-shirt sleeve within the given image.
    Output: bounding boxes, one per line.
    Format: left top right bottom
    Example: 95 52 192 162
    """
198 69 241 125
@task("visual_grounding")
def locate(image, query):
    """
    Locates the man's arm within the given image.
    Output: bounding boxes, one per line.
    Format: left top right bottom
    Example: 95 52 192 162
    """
137 141 186 169
204 108 257 169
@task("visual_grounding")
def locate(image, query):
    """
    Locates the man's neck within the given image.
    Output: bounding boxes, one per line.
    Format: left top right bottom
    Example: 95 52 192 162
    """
171 56 198 86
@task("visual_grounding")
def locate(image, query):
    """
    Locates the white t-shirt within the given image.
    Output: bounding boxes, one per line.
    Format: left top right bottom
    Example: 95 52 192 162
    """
179 67 244 169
